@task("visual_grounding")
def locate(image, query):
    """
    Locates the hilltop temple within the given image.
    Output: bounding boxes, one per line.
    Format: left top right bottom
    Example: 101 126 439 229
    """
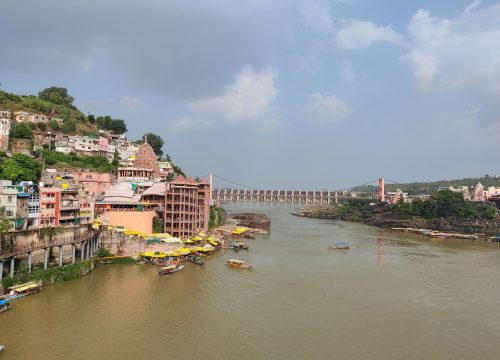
116 139 160 181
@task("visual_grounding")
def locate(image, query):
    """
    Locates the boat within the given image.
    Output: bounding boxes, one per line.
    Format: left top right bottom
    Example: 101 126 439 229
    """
158 264 185 276
490 235 500 242
0 299 11 313
187 254 204 265
330 242 349 250
226 259 252 270
6 281 41 300
235 241 249 250
0 344 4 352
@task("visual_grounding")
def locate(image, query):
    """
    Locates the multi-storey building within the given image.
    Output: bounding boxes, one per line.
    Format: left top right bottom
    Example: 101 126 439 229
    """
0 183 18 230
0 110 11 151
39 187 61 227
59 187 80 226
70 171 113 199
164 176 210 238
28 192 40 228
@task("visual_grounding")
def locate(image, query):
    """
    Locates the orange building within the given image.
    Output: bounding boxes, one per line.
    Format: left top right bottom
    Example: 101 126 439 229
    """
164 176 210 238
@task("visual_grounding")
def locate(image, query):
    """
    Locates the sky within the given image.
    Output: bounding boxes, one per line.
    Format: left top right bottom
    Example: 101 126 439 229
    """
1 0 499 190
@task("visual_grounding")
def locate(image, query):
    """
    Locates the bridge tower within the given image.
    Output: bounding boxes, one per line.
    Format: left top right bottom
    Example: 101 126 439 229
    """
378 178 385 203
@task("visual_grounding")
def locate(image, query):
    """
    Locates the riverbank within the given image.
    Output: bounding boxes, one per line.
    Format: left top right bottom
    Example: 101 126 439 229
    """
292 206 499 239
1 210 270 297
1 259 95 295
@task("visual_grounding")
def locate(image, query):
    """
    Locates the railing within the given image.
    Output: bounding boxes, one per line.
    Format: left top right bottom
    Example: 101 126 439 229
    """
0 231 96 260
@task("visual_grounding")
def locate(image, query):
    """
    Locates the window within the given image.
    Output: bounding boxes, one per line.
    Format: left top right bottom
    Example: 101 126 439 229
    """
7 195 13 203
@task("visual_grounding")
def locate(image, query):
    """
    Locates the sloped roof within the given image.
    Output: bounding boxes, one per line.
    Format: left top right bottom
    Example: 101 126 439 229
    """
142 182 166 196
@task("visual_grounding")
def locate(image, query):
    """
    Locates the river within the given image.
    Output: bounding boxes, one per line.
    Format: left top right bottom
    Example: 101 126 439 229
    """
1 203 500 359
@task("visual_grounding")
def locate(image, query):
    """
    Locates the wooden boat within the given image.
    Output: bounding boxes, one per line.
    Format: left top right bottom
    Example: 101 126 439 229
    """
158 264 184 276
6 281 41 300
490 235 500 242
0 299 11 313
329 242 349 250
226 259 252 270
187 254 204 265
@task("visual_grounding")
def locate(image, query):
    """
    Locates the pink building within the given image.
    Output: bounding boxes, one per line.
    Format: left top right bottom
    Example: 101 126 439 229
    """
39 187 61 228
70 171 113 199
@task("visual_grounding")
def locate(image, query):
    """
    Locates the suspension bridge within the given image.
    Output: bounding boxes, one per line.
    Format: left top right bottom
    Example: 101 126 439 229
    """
201 175 395 204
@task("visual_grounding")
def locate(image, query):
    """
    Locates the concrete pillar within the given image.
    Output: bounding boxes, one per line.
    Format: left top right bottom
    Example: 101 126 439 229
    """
0 261 3 281
81 241 85 261
72 244 76 264
58 245 63 267
28 252 32 274
44 248 49 270
10 257 15 278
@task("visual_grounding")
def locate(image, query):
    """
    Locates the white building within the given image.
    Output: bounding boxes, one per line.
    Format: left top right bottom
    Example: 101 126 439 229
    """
0 110 11 151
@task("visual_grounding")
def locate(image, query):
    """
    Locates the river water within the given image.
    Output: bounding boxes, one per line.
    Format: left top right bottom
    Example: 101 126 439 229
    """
1 203 500 359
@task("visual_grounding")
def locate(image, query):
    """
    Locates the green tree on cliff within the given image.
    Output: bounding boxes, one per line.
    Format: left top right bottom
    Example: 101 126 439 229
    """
38 87 75 107
143 133 164 157
0 153 41 181
10 123 34 139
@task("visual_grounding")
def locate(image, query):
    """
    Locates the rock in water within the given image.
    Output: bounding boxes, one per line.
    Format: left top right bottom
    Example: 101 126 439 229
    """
228 213 271 232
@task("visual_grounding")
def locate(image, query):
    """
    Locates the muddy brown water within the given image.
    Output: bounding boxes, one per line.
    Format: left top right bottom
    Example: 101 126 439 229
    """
1 203 500 359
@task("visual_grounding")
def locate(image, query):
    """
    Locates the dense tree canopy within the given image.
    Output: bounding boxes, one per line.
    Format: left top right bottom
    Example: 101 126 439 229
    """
0 153 41 181
10 123 34 139
392 190 497 220
143 132 164 157
38 87 75 107
96 115 127 134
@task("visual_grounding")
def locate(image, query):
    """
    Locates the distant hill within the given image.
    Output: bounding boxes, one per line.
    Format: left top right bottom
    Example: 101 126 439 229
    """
352 176 500 195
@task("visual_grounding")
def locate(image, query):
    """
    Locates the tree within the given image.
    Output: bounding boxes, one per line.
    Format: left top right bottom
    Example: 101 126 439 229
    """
10 123 34 139
38 87 75 107
37 122 47 131
0 207 10 233
143 133 164 157
109 119 127 134
61 119 77 133
87 114 96 124
0 153 41 181
48 119 60 131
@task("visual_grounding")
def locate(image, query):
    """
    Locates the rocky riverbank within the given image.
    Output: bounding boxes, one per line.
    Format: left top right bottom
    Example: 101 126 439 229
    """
293 207 499 238
226 212 271 232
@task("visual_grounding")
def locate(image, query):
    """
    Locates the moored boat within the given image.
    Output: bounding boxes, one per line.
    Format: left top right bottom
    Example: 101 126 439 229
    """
226 258 252 270
0 299 11 313
330 242 349 250
187 254 204 265
158 264 184 276
6 281 41 300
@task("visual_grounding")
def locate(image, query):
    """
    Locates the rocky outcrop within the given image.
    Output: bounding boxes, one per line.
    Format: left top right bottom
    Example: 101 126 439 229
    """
228 213 271 232
293 208 499 236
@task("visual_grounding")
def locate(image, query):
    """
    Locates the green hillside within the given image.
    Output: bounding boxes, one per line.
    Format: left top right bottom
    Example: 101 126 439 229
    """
352 176 500 195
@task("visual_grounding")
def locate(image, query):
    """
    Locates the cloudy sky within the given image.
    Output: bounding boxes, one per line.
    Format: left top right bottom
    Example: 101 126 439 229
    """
1 0 500 189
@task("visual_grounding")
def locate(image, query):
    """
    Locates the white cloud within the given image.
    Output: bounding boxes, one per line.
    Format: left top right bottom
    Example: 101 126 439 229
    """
463 0 482 15
119 96 146 111
306 93 351 123
401 3 500 97
188 66 280 127
166 117 213 132
334 20 403 49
